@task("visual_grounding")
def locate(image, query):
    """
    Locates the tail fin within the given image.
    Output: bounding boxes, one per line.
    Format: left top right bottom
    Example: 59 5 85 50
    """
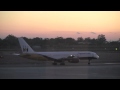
18 37 34 53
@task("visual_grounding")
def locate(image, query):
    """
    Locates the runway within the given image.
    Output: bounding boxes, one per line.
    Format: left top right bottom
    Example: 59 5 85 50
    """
0 52 120 79
0 64 120 79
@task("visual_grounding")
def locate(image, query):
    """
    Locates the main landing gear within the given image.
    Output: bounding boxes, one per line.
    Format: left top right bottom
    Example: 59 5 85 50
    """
52 60 65 65
60 62 65 65
88 59 91 65
52 61 57 65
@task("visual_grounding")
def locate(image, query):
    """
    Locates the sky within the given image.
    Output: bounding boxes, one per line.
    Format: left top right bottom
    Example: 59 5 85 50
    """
0 11 120 41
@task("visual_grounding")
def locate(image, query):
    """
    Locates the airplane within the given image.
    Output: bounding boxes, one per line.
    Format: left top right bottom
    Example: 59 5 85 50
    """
17 37 99 65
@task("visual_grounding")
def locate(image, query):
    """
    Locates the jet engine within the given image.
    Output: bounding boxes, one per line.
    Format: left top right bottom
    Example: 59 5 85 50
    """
67 55 79 63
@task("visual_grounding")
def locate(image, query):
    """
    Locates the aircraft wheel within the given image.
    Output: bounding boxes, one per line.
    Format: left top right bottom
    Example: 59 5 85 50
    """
88 59 91 65
88 62 90 65
60 62 65 65
52 62 57 65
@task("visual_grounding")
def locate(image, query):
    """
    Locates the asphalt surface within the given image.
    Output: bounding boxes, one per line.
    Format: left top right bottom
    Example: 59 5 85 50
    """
0 51 120 79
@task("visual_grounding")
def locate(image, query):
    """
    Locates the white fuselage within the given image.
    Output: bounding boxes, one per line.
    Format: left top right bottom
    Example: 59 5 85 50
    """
28 51 99 60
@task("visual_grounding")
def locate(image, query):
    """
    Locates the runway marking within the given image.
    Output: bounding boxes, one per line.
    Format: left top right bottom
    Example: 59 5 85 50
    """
103 63 120 65
60 73 88 76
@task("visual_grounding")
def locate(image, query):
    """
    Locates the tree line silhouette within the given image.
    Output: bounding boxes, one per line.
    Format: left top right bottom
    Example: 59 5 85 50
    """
0 34 120 51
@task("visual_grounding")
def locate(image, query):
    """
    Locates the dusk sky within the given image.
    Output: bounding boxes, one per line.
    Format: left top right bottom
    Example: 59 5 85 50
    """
0 11 120 41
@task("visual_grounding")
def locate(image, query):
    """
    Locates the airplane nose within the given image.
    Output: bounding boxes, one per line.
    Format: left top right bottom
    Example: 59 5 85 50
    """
97 55 99 59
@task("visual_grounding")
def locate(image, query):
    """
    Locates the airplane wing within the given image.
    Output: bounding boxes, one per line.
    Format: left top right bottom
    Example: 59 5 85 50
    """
38 54 58 60
37 52 75 61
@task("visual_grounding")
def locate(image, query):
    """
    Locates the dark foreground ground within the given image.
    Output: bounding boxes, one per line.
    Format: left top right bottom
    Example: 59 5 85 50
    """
0 51 120 79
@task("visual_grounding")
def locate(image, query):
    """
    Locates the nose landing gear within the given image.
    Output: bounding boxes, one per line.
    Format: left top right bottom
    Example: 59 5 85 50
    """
88 59 91 65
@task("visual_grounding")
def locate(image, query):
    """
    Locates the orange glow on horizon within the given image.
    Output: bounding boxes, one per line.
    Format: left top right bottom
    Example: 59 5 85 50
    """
0 11 120 41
